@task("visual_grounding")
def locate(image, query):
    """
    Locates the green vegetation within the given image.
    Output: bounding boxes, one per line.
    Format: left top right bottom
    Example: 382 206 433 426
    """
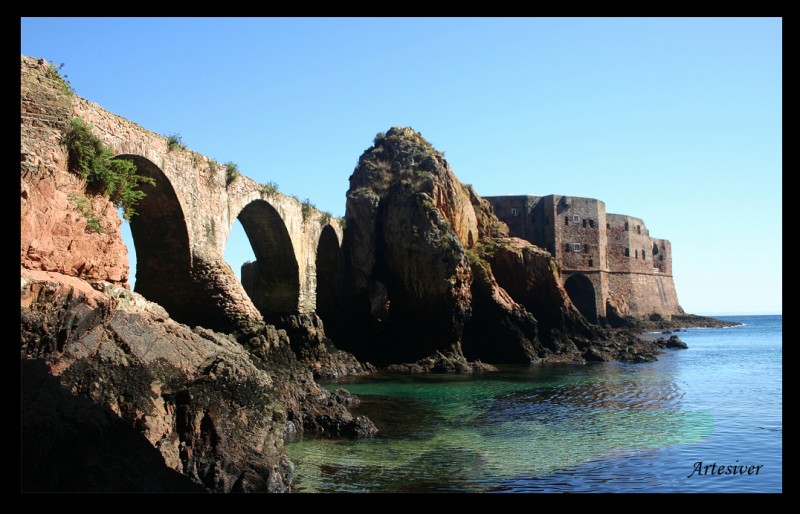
318 211 332 226
225 162 240 185
166 133 185 151
476 241 498 257
340 217 347 230
301 198 315 221
67 193 104 233
464 249 482 266
373 131 386 146
261 180 279 198
63 118 156 220
45 61 75 96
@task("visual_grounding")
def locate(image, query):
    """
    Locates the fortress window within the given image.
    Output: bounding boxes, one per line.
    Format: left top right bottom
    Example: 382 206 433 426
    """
637 225 641 234
573 243 581 253
642 250 646 260
589 219 595 228
635 249 639 259
584 244 590 253
565 243 571 252
606 223 610 229
652 243 659 256
588 259 593 267
624 222 629 231
660 255 664 262
565 216 569 225
511 208 520 217
573 215 580 223
624 247 630 257
582 218 587 228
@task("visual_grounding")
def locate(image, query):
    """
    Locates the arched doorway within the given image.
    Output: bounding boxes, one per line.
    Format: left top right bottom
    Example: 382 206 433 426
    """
119 155 196 324
564 273 598 324
235 199 299 317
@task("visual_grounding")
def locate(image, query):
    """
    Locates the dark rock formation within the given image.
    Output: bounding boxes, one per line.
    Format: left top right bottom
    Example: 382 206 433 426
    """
340 128 476 364
20 269 375 492
274 312 376 379
338 127 662 367
654 335 689 349
611 312 740 330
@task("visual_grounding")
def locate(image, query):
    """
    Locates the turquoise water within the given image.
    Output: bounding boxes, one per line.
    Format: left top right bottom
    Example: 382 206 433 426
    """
287 315 782 492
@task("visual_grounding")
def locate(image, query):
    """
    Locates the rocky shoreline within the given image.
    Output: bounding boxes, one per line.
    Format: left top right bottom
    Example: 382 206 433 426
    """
20 268 375 492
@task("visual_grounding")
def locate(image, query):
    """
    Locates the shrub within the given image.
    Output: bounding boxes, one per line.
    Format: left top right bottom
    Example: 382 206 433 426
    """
45 61 75 96
63 118 155 220
261 181 279 198
373 131 386 146
301 198 315 221
166 133 185 151
318 211 332 226
464 249 482 266
67 193 104 233
225 162 240 185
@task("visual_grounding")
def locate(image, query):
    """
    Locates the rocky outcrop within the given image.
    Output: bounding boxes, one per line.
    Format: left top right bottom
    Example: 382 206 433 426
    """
340 128 476 364
274 313 376 379
20 269 375 492
338 127 665 367
614 313 741 330
654 335 689 349
21 57 129 285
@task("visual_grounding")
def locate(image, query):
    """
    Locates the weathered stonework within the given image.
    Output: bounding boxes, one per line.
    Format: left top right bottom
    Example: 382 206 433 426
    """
485 194 684 324
21 55 342 334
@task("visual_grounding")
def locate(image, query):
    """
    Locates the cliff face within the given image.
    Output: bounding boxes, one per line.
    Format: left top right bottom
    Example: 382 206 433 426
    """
340 128 476 364
339 127 661 366
21 57 129 284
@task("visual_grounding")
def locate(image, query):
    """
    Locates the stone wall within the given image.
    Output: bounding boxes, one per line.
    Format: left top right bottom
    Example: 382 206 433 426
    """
485 194 684 322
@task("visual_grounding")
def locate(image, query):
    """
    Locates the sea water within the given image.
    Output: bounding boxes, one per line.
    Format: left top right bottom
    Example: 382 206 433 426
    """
286 315 782 492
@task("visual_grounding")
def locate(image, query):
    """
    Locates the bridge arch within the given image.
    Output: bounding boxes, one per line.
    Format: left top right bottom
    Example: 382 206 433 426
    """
315 224 341 332
234 199 300 317
564 273 598 324
118 154 198 324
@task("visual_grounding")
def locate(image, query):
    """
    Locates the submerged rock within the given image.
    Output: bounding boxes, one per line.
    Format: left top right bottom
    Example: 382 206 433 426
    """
654 335 689 349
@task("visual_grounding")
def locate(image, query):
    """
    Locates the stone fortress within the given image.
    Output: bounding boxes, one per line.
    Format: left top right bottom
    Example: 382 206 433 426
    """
485 195 683 325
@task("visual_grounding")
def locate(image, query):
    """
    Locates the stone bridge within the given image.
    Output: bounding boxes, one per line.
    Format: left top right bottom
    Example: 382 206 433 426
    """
22 57 343 334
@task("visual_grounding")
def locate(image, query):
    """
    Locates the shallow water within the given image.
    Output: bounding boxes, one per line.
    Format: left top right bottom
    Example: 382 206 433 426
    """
287 315 782 492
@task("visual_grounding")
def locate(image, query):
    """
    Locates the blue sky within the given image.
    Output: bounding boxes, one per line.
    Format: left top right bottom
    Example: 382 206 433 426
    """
21 17 781 315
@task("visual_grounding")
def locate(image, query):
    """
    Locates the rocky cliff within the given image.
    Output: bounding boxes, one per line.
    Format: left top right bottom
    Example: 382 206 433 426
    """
338 127 661 366
21 57 129 284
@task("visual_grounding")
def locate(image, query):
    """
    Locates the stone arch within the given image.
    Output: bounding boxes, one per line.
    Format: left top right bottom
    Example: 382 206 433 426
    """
235 199 300 317
315 224 341 333
564 273 598 324
118 154 196 324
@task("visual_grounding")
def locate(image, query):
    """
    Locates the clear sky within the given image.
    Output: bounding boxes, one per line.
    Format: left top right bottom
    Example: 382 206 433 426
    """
21 17 781 315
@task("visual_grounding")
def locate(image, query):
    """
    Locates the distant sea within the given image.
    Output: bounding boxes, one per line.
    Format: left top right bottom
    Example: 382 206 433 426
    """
287 315 782 493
